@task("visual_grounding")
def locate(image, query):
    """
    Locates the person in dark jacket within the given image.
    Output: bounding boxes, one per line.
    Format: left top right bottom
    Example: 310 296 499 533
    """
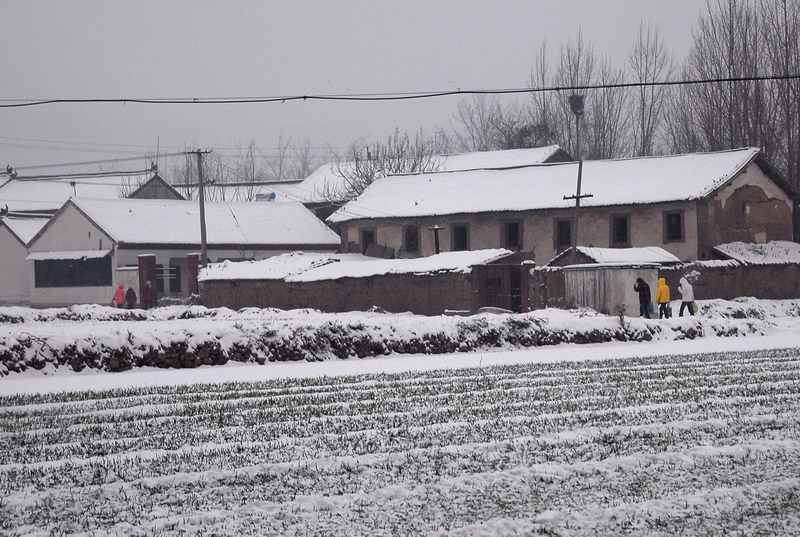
634 277 652 318
125 287 137 309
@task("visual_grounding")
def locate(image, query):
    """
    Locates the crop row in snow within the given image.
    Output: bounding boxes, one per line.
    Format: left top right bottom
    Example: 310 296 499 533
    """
1 347 799 535
0 300 776 376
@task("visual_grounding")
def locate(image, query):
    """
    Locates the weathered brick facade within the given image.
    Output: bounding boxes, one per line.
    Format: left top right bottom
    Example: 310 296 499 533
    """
336 160 793 264
201 273 476 315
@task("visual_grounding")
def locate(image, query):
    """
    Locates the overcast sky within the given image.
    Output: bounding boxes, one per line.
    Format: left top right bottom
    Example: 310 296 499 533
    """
1 0 705 173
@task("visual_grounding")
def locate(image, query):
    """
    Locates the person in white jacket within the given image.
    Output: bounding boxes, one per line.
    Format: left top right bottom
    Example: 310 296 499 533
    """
678 276 696 316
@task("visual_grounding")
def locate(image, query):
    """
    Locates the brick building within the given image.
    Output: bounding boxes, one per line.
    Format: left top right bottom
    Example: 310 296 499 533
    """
328 147 795 264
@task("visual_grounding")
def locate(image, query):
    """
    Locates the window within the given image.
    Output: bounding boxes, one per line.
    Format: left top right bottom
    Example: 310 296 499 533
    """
403 225 420 253
360 228 376 254
34 256 112 288
554 219 572 252
503 221 522 250
610 215 630 247
452 224 470 251
664 211 684 242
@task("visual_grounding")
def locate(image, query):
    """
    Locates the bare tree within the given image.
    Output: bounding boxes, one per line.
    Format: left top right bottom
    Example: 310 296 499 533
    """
326 128 442 202
629 22 673 155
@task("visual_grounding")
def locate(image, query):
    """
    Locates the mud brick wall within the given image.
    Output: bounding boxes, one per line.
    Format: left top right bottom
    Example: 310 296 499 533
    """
660 263 800 300
200 272 475 315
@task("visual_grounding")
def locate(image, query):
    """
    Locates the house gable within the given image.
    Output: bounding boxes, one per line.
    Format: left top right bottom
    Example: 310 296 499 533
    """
129 173 185 200
28 201 115 253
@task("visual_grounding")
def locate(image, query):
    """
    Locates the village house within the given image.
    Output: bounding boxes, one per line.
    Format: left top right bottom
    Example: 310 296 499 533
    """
25 198 341 307
327 147 795 264
0 171 183 215
0 215 50 305
0 172 186 305
274 145 572 219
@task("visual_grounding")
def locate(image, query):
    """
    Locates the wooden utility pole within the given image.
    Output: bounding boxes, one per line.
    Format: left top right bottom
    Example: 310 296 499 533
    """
563 95 592 248
191 149 212 266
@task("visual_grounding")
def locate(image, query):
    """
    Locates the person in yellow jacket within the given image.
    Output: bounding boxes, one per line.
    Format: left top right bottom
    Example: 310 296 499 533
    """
656 277 672 319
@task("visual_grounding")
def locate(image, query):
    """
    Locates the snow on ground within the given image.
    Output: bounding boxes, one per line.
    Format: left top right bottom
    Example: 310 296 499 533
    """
0 298 785 378
1 339 799 535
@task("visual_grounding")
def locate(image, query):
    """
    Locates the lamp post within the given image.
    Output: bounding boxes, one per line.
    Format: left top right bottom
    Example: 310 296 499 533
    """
563 94 592 248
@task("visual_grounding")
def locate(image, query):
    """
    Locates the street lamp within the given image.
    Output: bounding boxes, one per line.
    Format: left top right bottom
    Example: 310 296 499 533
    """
563 94 591 248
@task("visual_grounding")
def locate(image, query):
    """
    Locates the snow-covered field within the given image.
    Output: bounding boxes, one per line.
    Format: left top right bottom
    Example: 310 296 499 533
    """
2 299 800 535
2 340 800 535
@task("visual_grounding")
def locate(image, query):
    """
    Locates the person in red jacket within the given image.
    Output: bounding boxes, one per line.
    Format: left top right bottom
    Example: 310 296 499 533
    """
112 283 125 308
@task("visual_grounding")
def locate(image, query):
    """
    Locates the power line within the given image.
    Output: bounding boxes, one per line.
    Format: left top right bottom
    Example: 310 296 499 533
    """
1 74 799 109
8 152 186 171
13 168 155 181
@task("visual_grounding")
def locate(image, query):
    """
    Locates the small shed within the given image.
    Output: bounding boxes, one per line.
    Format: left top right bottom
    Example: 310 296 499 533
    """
562 263 659 316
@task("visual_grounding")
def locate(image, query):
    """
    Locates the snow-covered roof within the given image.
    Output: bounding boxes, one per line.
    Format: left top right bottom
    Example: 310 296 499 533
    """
199 252 368 281
713 241 800 265
0 173 159 213
550 246 681 265
59 198 341 247
182 181 311 204
0 216 49 245
328 148 762 224
289 249 513 282
297 145 565 204
200 249 512 282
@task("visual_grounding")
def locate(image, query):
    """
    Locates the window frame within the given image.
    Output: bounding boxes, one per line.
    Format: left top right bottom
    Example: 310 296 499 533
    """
501 220 523 250
33 255 113 288
402 225 420 254
553 218 573 253
609 213 631 248
663 210 686 243
451 223 470 251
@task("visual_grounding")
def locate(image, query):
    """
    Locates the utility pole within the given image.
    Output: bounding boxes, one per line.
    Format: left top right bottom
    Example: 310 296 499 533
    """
191 149 212 267
563 95 592 248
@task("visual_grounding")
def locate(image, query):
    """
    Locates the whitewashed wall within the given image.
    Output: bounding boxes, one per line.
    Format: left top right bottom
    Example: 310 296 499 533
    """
0 228 30 305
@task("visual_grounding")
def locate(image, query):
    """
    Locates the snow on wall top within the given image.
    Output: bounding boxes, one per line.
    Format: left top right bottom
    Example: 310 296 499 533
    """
0 216 49 245
576 246 681 264
296 145 564 204
0 173 157 213
713 241 800 265
198 252 369 281
287 249 513 282
200 248 512 282
328 147 761 223
67 198 341 246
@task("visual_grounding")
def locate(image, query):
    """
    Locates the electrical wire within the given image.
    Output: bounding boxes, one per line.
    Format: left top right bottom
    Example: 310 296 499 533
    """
1 74 799 108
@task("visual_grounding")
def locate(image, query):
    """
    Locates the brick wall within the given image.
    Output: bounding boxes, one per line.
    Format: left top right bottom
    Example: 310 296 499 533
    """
660 262 800 300
201 272 475 315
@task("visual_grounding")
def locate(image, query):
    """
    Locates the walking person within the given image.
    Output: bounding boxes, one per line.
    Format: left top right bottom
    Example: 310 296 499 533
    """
634 277 652 319
125 286 138 309
112 283 125 308
656 277 672 319
679 276 696 316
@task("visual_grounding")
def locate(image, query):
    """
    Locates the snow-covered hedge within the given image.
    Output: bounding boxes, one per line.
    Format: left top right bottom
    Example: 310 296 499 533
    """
0 304 773 376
